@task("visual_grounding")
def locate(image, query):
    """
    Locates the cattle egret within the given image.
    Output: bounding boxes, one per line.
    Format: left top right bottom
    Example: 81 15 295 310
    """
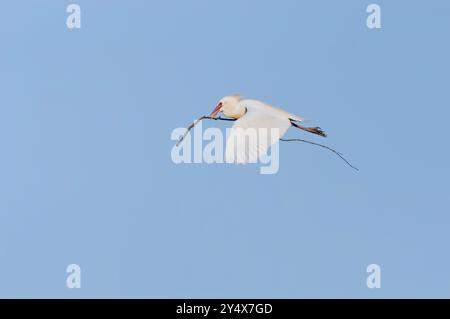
176 95 358 170
210 95 326 164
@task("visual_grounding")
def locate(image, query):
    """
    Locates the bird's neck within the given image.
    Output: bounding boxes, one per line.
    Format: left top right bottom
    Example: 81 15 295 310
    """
224 103 246 119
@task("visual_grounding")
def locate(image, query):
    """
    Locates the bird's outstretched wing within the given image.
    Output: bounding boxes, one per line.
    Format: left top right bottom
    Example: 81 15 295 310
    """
225 108 291 164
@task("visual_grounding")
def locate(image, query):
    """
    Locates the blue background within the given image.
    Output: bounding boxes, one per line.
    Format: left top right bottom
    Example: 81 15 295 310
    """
0 0 449 298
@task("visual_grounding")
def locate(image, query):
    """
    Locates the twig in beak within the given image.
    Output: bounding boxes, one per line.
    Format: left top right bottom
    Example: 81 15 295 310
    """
176 115 236 147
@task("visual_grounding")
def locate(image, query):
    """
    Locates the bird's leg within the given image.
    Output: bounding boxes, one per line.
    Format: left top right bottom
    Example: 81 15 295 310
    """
290 120 327 137
176 115 236 147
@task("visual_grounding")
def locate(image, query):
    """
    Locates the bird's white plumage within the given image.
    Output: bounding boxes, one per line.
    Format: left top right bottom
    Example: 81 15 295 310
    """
225 101 292 163
238 99 304 123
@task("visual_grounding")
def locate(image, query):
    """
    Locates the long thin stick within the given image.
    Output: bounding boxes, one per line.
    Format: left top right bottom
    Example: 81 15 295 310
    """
280 138 359 171
176 116 358 171
176 115 236 147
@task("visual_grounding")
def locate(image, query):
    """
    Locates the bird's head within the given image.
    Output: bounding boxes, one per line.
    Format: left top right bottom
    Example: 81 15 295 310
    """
210 94 242 118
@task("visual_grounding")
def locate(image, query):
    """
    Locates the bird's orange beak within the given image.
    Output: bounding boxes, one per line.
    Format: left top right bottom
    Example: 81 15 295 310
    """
210 102 222 118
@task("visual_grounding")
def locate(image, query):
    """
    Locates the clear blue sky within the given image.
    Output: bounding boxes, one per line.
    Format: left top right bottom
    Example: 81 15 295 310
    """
1 0 449 298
